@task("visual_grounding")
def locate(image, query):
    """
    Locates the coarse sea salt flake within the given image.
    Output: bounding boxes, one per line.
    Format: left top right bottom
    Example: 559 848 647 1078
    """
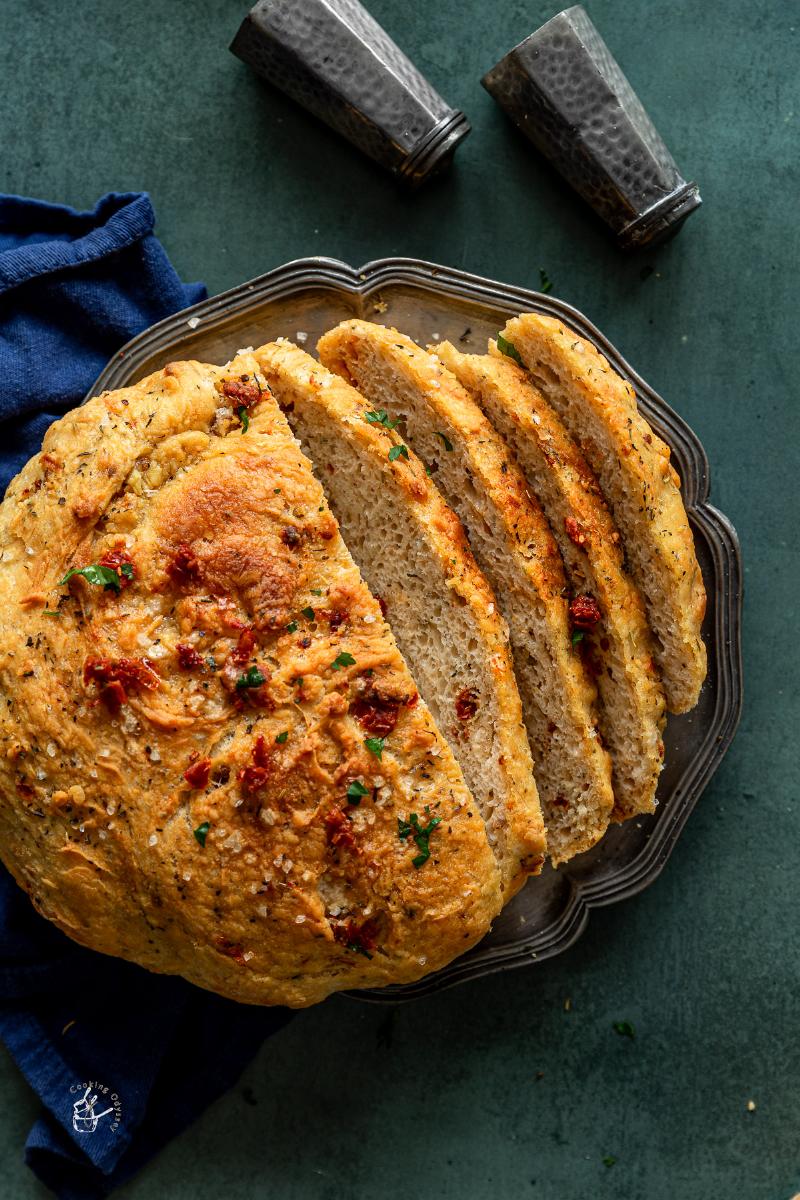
295 331 308 343
295 914 306 924
148 834 158 846
186 316 200 329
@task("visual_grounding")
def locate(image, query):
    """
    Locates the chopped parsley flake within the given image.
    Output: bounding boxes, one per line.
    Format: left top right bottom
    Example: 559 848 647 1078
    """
193 821 210 847
275 731 289 744
238 406 249 433
496 333 523 365
286 621 299 633
59 564 124 593
388 444 409 462
42 610 62 617
346 780 370 805
301 606 315 620
602 1155 617 1168
571 630 584 647
612 1020 635 1039
398 810 442 867
331 651 356 670
539 267 553 294
364 736 385 760
236 665 266 689
435 431 454 451
310 588 323 596
365 409 399 430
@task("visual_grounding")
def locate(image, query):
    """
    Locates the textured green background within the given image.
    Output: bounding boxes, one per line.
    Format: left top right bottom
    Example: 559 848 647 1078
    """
0 1 797 1197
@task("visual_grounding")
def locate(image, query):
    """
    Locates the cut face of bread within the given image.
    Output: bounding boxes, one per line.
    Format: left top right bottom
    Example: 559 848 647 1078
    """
318 320 614 866
255 339 546 894
0 353 503 1007
435 342 667 822
497 314 707 714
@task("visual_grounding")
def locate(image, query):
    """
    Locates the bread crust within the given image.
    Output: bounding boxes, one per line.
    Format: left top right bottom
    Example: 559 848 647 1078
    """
254 339 546 891
0 353 502 1007
498 314 706 713
435 342 667 820
318 321 614 865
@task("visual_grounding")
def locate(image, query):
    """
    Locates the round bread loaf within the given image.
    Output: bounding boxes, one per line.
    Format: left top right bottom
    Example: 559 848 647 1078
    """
0 351 502 1007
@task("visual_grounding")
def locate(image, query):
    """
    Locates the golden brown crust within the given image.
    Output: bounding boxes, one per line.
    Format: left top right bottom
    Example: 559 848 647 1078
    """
253 339 547 889
0 353 501 1007
498 314 707 713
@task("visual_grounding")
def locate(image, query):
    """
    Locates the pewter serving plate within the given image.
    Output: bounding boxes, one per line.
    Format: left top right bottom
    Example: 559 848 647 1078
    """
88 258 743 1002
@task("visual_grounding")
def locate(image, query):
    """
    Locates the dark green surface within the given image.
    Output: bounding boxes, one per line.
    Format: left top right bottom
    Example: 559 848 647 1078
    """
0 1 797 1197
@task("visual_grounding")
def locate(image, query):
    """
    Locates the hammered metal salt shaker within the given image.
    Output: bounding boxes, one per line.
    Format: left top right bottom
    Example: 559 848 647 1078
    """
231 0 470 187
482 6 701 249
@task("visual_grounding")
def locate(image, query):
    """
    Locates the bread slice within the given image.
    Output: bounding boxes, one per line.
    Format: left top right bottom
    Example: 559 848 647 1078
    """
497 314 706 713
255 338 546 893
0 350 503 1007
435 342 667 821
318 320 614 866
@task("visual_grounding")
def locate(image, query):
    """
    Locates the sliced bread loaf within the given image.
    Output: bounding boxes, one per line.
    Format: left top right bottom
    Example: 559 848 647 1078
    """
255 338 546 893
435 341 667 821
0 350 503 1007
317 320 614 866
497 314 706 713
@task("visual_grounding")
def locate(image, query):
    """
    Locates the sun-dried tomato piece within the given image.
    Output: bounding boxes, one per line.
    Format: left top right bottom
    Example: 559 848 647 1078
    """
318 608 348 631
184 757 211 788
565 516 588 548
569 594 602 631
324 806 357 851
238 734 274 795
231 627 257 665
166 543 201 587
455 687 479 722
221 378 261 409
350 686 402 737
83 656 160 711
333 916 380 957
98 549 135 589
176 643 204 670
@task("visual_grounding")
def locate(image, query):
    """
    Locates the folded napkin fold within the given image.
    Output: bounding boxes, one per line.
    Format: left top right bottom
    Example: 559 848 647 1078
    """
0 191 292 1199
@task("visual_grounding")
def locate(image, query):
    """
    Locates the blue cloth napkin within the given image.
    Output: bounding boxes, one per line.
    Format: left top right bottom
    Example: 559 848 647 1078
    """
0 192 292 1198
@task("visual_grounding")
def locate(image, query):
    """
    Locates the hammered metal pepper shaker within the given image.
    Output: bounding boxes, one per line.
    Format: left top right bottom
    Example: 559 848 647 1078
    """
482 6 701 248
231 0 471 187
